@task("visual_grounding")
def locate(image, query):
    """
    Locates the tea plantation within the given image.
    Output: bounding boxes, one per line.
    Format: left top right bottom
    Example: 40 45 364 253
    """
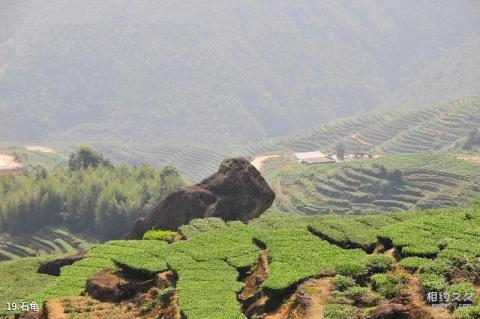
242 96 480 157
0 227 93 261
13 205 478 318
35 96 480 182
265 152 480 215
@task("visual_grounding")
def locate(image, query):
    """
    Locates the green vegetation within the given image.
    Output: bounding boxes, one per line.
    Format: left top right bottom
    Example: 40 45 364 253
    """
2 1 477 153
0 147 187 243
68 145 113 171
178 217 227 239
266 152 480 215
3 205 478 318
0 227 92 261
365 255 394 274
371 272 409 299
143 230 177 241
399 257 432 272
0 255 68 316
246 97 480 157
256 228 366 293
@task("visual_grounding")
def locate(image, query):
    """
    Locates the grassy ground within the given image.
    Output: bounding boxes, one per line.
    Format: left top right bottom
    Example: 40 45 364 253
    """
0 254 69 317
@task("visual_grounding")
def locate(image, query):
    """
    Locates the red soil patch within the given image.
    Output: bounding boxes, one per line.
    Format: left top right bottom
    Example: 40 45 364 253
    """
0 154 22 173
25 145 55 153
463 156 480 164
251 155 291 172
350 133 373 146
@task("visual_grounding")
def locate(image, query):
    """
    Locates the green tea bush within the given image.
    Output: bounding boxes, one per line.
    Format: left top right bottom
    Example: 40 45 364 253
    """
331 275 356 291
324 304 364 319
454 305 480 319
178 217 226 239
418 273 447 293
143 230 177 241
447 282 476 306
420 258 454 277
365 255 394 274
399 257 432 272
371 272 409 298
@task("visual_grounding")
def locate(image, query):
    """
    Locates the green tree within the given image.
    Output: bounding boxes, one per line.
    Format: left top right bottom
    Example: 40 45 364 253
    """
68 145 113 171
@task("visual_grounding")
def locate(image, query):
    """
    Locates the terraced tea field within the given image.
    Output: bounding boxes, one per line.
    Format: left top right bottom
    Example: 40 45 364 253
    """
0 227 93 261
264 153 480 215
242 96 480 157
4 97 478 182
17 207 480 319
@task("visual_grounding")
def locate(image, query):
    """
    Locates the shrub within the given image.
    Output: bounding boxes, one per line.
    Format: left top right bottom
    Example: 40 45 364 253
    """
331 275 356 291
343 286 381 306
447 282 476 307
335 260 368 278
420 258 454 277
158 287 175 308
139 301 155 314
454 305 480 319
329 292 355 305
324 304 364 319
418 273 447 293
399 257 432 272
371 272 409 299
143 230 177 241
366 255 394 274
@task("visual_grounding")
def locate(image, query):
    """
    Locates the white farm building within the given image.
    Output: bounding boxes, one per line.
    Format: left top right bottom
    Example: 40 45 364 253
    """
293 151 335 164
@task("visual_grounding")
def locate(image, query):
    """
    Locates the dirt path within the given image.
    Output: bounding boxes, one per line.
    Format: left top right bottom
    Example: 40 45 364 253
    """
25 145 55 153
251 155 285 172
350 133 373 146
302 278 332 319
265 277 332 319
409 274 452 319
0 154 22 171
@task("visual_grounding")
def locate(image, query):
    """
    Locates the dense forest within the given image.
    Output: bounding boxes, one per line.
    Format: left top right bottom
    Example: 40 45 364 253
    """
1 1 479 149
0 146 186 239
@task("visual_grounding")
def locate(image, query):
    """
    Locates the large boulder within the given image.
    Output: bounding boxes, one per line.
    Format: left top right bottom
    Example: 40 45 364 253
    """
37 251 85 276
125 157 275 239
86 269 130 302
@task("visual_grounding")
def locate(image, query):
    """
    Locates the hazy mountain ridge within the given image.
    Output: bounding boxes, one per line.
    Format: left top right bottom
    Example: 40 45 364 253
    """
1 0 479 148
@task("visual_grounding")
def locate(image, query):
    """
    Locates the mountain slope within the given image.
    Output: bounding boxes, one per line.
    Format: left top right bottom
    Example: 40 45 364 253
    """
263 153 480 215
1 0 479 148
49 96 479 182
388 37 480 108
244 96 480 157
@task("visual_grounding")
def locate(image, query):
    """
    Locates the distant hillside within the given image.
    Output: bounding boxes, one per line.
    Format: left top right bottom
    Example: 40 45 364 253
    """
244 96 480 157
60 96 480 182
387 37 480 108
263 153 480 215
1 0 479 149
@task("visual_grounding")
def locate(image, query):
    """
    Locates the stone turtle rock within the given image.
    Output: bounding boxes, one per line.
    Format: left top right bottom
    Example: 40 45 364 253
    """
86 269 130 302
126 157 275 239
371 303 411 319
37 251 85 276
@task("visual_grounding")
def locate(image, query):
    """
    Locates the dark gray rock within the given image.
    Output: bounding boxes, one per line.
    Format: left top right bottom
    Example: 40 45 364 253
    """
126 157 275 239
